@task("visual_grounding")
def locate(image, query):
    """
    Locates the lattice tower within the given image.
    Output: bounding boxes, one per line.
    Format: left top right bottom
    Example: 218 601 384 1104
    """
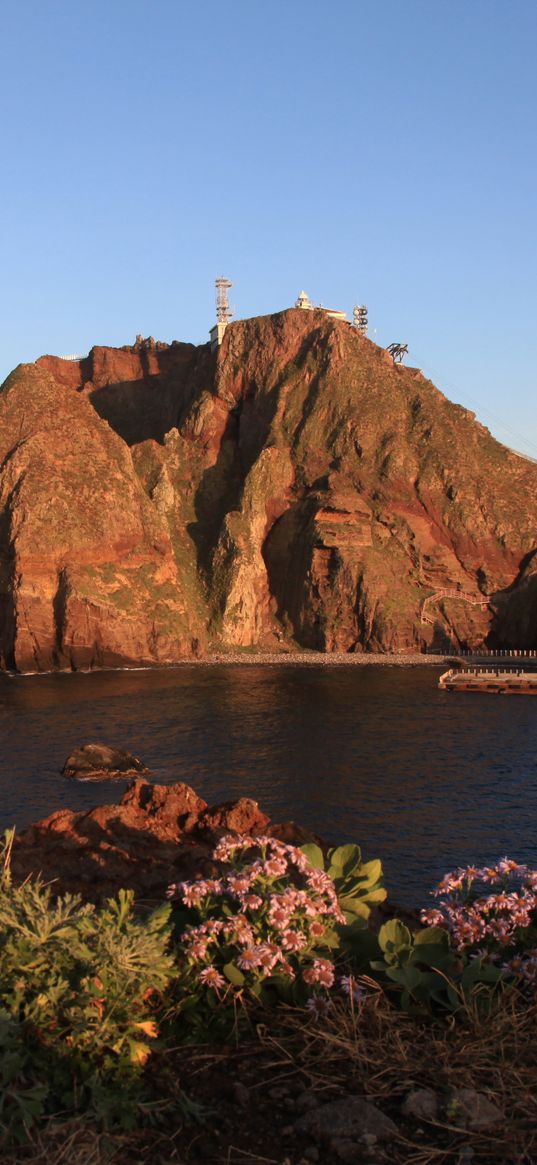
353 305 368 336
215 277 233 324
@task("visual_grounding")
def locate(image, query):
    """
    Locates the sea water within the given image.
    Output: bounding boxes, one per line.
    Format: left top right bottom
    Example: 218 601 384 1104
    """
1 663 536 906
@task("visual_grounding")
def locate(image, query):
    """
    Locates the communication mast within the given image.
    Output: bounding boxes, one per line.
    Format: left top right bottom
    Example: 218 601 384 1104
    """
210 277 234 350
353 305 368 336
215 277 233 324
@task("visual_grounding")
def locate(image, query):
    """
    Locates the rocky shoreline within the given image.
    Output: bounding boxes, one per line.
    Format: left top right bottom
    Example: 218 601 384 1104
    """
11 777 323 904
168 650 453 667
7 650 456 678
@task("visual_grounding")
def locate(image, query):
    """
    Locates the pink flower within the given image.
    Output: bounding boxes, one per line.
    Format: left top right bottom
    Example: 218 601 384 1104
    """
263 857 288 877
420 909 446 928
189 939 209 959
199 966 226 990
306 869 333 894
227 874 253 894
281 929 307 952
268 904 292 930
240 894 263 910
256 943 280 971
237 947 261 971
303 958 335 988
179 882 206 908
203 879 224 894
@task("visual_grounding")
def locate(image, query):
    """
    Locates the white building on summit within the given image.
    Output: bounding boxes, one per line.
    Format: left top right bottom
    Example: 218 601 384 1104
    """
209 279 366 348
295 290 347 321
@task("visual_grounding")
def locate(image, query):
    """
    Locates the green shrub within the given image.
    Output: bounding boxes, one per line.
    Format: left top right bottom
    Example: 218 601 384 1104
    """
0 831 174 1144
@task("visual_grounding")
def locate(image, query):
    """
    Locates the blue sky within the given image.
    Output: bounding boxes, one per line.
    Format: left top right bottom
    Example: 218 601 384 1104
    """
2 0 536 455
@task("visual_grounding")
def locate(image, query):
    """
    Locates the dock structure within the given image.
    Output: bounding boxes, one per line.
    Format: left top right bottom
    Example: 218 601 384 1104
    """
439 667 537 694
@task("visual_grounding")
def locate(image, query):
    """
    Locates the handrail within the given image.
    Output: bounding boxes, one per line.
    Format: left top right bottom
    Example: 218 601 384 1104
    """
421 589 490 625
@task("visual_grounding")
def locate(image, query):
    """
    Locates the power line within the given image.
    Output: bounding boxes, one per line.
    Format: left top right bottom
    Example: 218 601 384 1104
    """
413 352 537 461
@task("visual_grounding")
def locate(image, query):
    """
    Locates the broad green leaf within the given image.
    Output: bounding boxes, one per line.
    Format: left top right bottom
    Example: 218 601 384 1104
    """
301 844 325 870
328 844 362 875
414 926 449 949
223 962 245 987
362 887 387 903
338 896 371 919
386 965 423 989
411 944 452 970
378 919 412 953
356 859 383 885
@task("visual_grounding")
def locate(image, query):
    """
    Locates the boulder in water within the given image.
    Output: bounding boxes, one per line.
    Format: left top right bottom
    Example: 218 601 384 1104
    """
62 742 150 780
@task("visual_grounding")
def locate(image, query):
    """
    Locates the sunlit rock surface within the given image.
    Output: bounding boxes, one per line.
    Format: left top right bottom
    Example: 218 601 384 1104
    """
1 311 536 670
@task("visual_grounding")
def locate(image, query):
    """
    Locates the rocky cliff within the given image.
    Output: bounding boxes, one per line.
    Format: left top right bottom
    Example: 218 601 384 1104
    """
1 311 536 670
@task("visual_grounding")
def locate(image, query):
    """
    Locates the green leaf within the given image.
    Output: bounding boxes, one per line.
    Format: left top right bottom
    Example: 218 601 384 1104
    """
328 844 363 876
411 944 452 970
338 896 371 919
362 887 387 903
222 962 245 987
386 965 423 990
378 919 412 953
414 926 450 949
355 858 383 885
301 844 325 870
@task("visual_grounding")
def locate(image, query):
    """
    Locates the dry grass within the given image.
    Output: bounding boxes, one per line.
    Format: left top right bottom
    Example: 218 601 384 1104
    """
257 980 537 1164
3 983 537 1165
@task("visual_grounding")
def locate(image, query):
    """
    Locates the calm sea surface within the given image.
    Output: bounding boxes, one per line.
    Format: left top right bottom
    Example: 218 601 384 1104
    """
1 664 536 906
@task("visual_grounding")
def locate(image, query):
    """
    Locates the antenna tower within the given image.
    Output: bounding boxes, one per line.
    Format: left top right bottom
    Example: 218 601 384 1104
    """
353 305 368 336
215 277 233 324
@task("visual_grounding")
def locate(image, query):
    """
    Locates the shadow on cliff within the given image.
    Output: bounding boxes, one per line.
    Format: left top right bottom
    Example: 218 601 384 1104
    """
0 490 19 670
485 549 537 649
88 347 215 447
188 331 326 582
187 408 244 577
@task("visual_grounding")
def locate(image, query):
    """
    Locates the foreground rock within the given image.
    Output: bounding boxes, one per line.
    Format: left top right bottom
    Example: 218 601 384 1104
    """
11 779 319 901
62 742 150 780
294 1095 398 1144
1 310 536 671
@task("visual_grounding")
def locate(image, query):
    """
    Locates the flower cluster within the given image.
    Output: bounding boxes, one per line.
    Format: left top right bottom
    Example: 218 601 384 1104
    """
167 835 347 1002
421 858 537 985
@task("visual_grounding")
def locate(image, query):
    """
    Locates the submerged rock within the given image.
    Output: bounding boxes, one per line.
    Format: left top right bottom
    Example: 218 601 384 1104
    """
62 742 150 780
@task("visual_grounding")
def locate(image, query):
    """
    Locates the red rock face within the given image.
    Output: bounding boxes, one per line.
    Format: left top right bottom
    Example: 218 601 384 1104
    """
11 779 317 901
1 311 536 669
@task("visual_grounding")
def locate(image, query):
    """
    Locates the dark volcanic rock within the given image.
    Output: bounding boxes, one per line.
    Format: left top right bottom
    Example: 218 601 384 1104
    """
62 742 150 780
